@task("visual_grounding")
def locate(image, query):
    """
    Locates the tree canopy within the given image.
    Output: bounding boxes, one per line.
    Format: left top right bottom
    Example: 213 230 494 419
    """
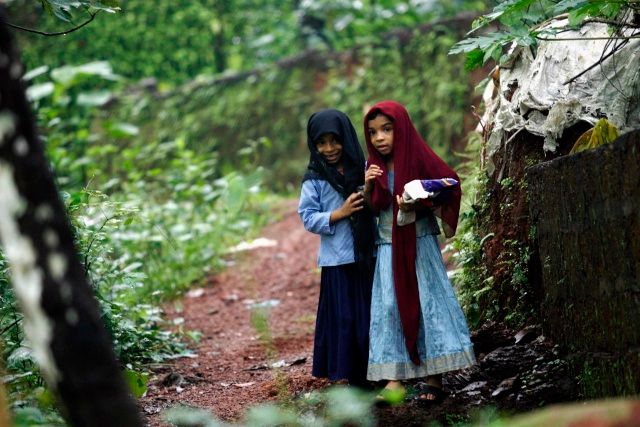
11 0 484 83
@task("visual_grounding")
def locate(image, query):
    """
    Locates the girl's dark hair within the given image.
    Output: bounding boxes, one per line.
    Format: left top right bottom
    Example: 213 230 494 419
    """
366 109 393 122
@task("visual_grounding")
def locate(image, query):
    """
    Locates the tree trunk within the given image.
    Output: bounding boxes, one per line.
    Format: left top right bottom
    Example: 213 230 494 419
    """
0 8 142 427
213 0 229 73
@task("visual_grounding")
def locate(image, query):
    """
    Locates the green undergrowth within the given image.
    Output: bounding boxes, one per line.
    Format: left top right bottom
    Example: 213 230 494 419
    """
0 61 283 424
450 130 537 329
1 183 280 424
449 131 492 328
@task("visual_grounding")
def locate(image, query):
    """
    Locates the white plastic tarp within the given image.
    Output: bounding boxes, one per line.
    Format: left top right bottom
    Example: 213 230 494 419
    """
482 18 640 172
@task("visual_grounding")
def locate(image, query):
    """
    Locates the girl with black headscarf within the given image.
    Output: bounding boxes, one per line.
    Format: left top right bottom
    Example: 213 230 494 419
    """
298 109 375 386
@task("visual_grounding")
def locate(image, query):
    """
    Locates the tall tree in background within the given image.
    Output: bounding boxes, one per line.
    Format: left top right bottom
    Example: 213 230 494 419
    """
0 7 142 426
213 0 229 73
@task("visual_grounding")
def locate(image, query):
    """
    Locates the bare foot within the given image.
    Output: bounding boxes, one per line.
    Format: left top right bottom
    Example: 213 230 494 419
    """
417 375 443 403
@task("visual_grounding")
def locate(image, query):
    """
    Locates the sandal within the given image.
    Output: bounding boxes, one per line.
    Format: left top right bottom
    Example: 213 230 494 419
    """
414 384 445 405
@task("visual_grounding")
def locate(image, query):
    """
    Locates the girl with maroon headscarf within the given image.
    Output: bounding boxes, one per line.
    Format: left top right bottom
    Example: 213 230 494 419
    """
363 101 475 403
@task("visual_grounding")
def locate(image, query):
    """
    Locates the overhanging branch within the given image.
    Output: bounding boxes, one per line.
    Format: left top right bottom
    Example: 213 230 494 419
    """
3 11 97 36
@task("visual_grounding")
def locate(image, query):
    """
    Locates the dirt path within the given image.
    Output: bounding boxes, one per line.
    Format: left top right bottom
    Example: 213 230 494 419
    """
140 200 331 425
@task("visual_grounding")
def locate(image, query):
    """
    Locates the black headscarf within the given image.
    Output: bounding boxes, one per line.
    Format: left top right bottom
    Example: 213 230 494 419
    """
302 109 375 274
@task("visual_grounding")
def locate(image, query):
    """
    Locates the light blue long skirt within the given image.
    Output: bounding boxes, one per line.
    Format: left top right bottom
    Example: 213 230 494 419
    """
367 234 476 381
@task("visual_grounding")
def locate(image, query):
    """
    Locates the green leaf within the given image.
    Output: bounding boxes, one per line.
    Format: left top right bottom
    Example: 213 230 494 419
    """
553 0 589 16
23 65 49 81
464 49 485 71
77 90 112 106
12 407 47 425
93 0 120 6
221 174 249 214
39 0 120 21
89 0 121 12
123 369 149 398
600 2 622 18
568 4 598 26
449 38 482 55
104 121 140 138
34 386 56 409
51 61 120 86
54 0 94 21
483 43 502 65
26 83 55 102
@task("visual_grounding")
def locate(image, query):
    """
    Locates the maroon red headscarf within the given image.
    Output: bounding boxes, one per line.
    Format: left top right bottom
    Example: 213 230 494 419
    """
364 100 461 365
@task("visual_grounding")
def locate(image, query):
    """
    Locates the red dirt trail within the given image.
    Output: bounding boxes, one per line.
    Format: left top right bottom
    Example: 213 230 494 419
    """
140 201 331 425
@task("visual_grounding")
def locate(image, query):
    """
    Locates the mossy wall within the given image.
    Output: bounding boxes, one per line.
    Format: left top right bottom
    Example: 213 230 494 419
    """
527 130 640 398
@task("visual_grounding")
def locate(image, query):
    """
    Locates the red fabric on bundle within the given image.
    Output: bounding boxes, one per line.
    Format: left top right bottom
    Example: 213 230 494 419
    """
364 101 461 365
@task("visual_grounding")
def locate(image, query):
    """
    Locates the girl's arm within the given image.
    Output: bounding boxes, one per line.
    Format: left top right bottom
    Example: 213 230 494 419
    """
298 180 334 235
364 164 382 208
298 181 364 233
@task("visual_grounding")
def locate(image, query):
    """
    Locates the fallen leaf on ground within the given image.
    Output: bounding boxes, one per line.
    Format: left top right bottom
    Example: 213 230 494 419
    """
233 382 255 388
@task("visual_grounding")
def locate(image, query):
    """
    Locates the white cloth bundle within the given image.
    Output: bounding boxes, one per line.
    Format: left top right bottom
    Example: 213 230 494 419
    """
397 178 458 226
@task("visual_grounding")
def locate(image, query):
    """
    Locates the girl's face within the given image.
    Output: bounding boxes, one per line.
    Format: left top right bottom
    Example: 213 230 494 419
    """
367 114 394 157
315 133 343 165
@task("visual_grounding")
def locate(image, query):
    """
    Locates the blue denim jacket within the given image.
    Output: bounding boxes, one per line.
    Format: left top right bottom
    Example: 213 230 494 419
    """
298 179 355 267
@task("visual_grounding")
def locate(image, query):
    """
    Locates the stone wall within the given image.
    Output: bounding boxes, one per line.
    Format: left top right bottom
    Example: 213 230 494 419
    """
526 130 640 398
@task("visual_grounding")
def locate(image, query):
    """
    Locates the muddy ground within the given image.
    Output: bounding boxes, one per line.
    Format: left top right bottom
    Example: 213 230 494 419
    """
139 201 576 426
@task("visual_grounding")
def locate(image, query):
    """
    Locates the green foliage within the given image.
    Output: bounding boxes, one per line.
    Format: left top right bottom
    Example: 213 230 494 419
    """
11 0 485 84
11 406 65 427
13 1 237 82
500 239 532 326
450 132 492 327
450 127 540 328
164 386 376 427
449 0 635 70
105 26 475 192
452 176 535 328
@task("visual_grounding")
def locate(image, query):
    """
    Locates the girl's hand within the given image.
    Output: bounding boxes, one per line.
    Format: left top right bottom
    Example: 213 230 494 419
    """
364 164 382 193
342 192 364 216
396 194 415 212
331 192 364 223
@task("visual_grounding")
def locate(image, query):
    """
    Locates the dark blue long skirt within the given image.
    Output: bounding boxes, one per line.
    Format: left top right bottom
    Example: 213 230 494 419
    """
312 263 372 385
